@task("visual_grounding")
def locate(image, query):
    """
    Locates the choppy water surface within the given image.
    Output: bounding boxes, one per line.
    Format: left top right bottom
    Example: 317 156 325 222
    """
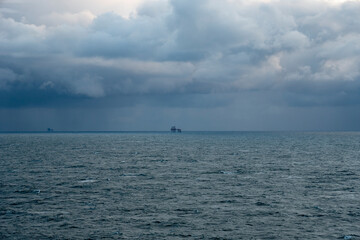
1 132 360 239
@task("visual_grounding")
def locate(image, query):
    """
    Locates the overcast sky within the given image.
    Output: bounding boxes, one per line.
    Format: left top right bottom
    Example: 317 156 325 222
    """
1 0 360 131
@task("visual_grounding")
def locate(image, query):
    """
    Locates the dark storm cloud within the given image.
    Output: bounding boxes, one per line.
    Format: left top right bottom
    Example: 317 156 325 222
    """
1 0 360 130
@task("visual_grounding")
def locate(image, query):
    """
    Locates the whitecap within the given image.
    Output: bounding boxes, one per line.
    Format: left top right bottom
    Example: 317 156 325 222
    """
79 179 97 183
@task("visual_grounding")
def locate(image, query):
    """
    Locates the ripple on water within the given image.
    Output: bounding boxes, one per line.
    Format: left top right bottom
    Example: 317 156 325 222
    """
0 132 360 239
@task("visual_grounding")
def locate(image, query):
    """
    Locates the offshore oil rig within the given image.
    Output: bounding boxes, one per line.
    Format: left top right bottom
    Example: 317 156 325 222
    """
170 126 182 133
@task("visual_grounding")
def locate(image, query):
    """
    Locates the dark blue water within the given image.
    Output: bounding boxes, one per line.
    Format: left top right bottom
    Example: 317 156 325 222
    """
1 132 359 239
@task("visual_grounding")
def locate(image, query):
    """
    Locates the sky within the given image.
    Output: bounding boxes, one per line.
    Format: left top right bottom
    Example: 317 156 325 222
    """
1 0 360 131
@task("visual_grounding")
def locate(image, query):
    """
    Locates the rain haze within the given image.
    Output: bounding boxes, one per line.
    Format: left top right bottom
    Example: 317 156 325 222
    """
1 0 360 131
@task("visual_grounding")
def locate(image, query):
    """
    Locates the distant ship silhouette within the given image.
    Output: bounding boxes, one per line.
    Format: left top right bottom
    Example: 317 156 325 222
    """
170 126 181 133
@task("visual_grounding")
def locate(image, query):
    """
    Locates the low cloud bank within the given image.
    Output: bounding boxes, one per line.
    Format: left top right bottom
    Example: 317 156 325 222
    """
1 0 360 113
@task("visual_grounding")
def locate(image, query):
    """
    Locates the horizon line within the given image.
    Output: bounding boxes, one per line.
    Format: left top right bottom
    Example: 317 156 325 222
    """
1 130 359 133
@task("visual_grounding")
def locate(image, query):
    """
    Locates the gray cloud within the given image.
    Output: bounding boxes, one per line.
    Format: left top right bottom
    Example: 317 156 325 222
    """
1 0 360 130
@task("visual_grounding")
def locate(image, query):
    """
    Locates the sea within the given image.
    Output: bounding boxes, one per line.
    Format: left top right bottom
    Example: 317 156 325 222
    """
0 131 359 239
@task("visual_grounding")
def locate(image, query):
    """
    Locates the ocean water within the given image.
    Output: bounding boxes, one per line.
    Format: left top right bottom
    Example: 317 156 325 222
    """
0 132 360 239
